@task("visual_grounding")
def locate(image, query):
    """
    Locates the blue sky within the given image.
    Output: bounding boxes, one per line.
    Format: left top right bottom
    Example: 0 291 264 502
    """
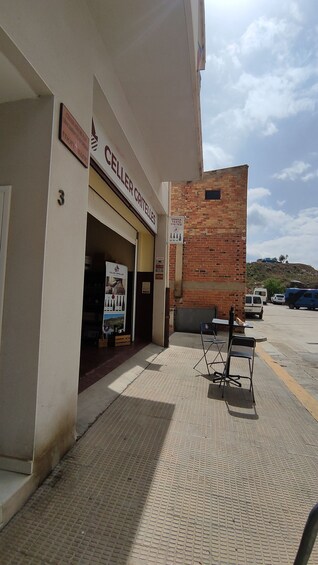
201 0 318 268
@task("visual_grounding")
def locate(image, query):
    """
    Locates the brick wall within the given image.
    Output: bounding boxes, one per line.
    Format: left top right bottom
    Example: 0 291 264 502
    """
169 165 248 322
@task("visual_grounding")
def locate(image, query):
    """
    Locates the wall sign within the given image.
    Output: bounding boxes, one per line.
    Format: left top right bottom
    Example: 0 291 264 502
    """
142 281 151 294
90 117 158 233
169 216 184 244
59 104 89 168
155 257 164 280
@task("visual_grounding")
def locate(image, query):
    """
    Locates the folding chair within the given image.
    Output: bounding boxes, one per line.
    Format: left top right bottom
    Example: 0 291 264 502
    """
193 322 226 376
220 336 256 402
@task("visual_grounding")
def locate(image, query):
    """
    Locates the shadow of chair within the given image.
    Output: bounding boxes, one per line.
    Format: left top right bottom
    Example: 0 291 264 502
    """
207 382 259 419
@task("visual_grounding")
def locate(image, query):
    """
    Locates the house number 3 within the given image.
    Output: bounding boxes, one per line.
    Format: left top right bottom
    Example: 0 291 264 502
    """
58 190 65 206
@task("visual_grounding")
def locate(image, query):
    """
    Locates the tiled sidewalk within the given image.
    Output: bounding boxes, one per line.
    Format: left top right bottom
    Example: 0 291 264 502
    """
0 332 317 564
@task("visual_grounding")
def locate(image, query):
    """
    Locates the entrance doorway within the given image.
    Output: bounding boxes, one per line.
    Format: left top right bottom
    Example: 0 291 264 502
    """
79 213 153 391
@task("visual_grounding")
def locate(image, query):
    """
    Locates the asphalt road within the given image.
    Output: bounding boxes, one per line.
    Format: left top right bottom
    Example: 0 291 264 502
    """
249 302 318 402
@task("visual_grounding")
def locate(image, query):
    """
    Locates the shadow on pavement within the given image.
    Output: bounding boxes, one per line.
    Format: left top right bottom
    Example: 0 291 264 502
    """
0 395 175 564
208 382 259 420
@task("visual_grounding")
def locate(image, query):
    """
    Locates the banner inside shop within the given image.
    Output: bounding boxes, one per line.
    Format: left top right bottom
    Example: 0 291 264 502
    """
103 261 127 336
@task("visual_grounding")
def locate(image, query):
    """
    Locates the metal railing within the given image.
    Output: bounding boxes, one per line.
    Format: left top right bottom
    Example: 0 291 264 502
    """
294 503 318 564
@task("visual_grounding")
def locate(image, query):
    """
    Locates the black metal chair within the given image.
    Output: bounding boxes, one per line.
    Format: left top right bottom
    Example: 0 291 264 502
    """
193 322 226 376
220 335 256 402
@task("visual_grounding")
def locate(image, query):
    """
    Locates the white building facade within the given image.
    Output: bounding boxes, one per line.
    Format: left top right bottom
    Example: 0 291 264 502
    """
0 0 205 526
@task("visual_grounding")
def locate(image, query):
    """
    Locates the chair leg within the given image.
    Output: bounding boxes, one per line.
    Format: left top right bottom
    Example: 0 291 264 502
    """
193 355 205 371
210 344 226 382
209 344 225 367
193 348 212 375
222 367 227 398
219 358 229 398
194 341 226 377
248 358 255 403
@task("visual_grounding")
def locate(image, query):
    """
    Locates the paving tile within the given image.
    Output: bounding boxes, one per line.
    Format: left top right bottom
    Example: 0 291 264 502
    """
0 334 317 564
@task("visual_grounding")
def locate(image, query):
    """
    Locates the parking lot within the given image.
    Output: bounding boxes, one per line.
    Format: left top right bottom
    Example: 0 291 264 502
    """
250 302 318 402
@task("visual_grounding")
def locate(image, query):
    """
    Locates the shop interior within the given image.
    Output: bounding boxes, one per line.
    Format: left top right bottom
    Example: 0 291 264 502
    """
79 213 150 392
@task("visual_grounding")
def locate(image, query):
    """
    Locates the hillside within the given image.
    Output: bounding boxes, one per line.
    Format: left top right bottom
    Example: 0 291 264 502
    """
246 262 318 292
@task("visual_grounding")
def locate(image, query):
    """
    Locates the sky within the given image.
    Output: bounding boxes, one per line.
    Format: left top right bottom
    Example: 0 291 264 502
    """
201 0 318 268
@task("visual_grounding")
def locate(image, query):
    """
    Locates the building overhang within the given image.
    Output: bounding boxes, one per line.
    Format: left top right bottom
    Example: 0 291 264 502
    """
87 0 205 182
0 28 50 103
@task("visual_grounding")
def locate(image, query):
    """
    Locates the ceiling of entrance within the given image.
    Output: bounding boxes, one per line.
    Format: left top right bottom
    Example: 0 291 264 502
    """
0 2 204 182
87 0 204 182
0 51 37 103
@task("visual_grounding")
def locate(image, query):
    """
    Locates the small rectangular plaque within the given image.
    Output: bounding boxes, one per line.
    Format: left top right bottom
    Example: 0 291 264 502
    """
59 104 89 168
155 257 164 280
142 282 151 294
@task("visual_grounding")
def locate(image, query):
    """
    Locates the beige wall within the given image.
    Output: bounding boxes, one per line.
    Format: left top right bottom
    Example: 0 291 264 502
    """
0 0 170 476
0 1 204 531
138 233 154 273
0 98 53 466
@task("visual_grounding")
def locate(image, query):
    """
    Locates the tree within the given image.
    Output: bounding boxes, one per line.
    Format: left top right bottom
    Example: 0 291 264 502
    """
279 254 285 263
263 277 285 298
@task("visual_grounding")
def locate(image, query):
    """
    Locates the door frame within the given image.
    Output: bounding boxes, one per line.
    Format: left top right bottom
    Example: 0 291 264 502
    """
0 186 11 347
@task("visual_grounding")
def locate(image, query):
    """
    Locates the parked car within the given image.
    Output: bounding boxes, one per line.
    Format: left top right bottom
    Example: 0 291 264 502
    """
271 294 285 305
244 294 263 318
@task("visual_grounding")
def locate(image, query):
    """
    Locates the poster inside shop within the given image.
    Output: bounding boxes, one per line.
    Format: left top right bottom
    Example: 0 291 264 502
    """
103 262 127 336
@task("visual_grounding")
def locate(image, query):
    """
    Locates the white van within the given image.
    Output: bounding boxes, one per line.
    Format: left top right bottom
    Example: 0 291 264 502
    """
253 287 267 305
245 294 264 319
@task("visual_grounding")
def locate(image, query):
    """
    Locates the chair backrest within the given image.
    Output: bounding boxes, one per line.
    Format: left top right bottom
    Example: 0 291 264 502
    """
230 335 256 356
200 322 216 336
231 336 256 349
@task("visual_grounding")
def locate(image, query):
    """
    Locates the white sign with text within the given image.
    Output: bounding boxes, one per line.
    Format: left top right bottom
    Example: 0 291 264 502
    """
91 118 157 233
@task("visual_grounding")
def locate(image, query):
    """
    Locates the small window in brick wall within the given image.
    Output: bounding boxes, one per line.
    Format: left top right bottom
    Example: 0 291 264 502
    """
205 189 221 200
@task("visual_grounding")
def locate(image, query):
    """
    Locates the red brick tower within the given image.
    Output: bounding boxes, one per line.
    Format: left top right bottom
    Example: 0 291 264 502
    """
169 165 248 326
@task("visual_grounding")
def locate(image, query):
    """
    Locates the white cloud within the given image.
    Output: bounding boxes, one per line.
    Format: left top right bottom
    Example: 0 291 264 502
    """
247 205 318 268
203 143 233 170
248 203 289 231
235 69 316 130
302 170 318 181
248 187 271 204
273 160 311 180
206 53 226 72
262 122 278 136
240 16 299 57
203 6 318 141
203 2 318 268
289 1 304 24
207 62 317 140
226 43 242 69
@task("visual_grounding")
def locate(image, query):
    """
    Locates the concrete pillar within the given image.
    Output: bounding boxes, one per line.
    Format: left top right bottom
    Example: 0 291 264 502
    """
0 97 53 473
152 213 169 346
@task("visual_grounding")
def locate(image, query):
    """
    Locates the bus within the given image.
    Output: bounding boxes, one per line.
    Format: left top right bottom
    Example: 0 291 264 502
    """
285 288 318 310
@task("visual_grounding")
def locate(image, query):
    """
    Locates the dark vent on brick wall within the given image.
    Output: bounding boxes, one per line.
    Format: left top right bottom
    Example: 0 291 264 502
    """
205 189 221 200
